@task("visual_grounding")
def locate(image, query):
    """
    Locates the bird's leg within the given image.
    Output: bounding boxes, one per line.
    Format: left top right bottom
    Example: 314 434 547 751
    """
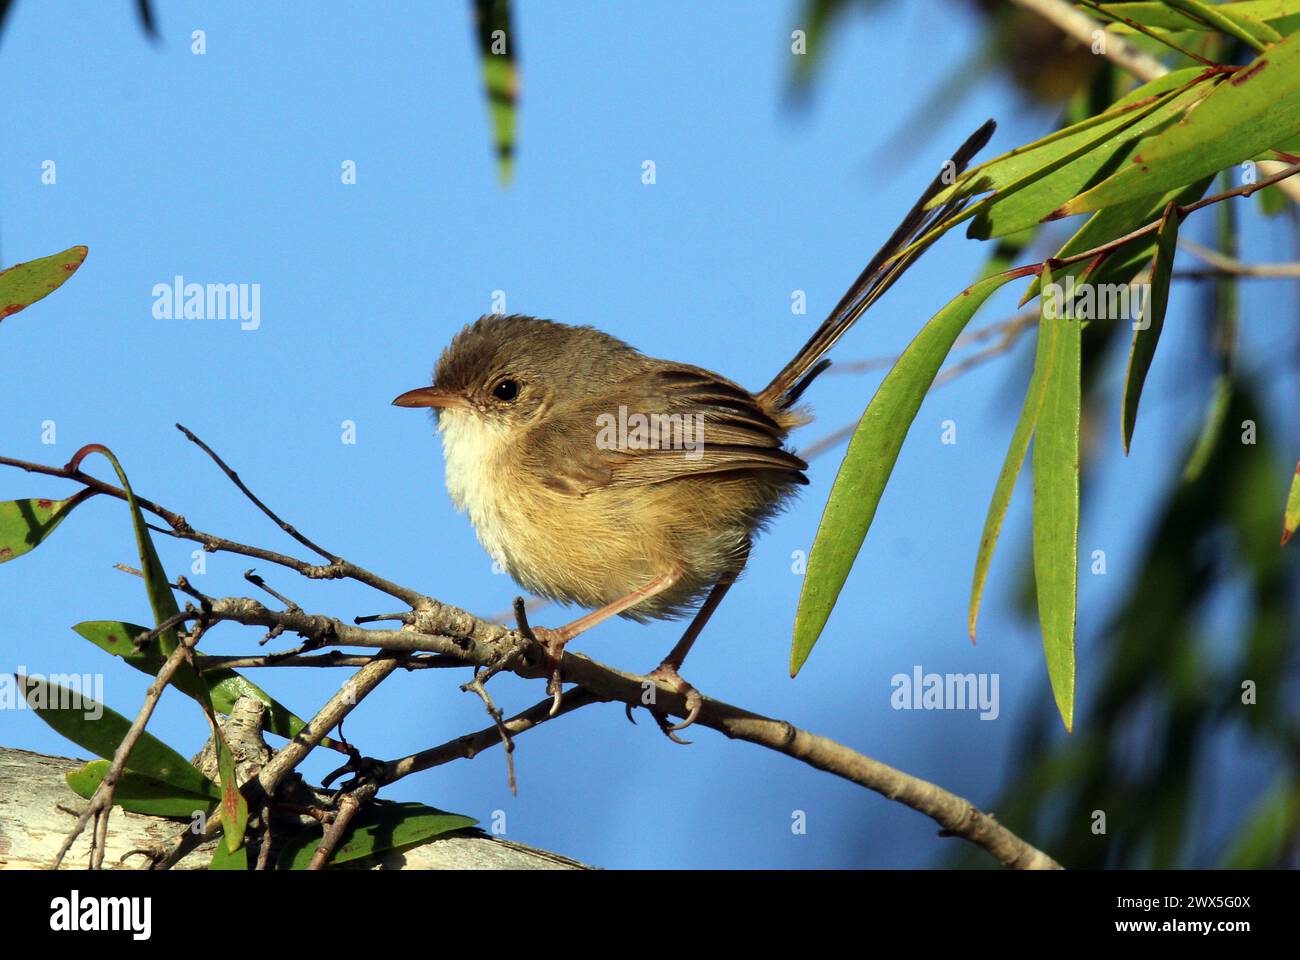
639 541 751 739
530 569 679 713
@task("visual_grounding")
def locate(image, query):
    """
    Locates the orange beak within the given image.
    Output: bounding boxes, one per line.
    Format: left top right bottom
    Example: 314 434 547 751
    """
391 386 469 410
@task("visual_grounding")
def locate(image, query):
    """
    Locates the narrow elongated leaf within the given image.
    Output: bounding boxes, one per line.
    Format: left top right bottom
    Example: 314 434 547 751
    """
1283 458 1300 546
1058 33 1300 217
73 620 319 745
66 759 219 817
1121 202 1181 452
1184 374 1234 482
1096 1 1300 33
791 271 1017 675
74 445 248 851
0 491 93 564
209 841 248 870
75 446 182 656
277 801 477 870
969 293 1060 639
930 67 1206 211
474 0 517 184
0 245 88 323
216 728 247 854
1031 264 1081 732
1220 774 1300 868
17 673 213 795
1020 177 1212 304
971 80 1216 239
1184 194 1240 484
1164 0 1273 50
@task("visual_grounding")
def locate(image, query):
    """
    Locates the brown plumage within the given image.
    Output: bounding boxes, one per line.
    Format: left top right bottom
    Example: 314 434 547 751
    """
393 121 996 727
426 313 810 620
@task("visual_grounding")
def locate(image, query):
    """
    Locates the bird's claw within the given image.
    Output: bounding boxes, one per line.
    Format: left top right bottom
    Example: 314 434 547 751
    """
530 625 568 716
642 663 702 743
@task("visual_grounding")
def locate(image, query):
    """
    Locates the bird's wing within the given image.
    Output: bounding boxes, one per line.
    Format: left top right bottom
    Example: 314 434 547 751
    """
523 364 808 496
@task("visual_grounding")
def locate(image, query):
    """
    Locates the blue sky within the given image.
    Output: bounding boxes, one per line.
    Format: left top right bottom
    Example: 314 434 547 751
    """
2 1 1295 868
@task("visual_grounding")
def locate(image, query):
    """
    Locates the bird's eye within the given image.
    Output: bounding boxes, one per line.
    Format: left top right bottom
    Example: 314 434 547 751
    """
492 378 520 402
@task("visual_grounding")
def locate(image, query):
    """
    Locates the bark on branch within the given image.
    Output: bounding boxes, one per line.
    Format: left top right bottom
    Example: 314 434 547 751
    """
0 746 585 870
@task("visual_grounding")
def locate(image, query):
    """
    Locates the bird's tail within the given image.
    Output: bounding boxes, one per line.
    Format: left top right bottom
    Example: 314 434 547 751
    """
757 119 997 411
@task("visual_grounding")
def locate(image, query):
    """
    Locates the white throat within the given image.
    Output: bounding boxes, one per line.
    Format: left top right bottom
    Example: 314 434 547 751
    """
437 408 514 567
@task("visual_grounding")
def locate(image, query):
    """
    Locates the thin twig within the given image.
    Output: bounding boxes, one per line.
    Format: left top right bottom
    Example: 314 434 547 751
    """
0 449 428 607
176 423 341 564
462 671 518 795
243 569 302 612
307 783 377 870
1177 238 1300 278
196 650 461 670
255 818 273 871
354 612 414 625
380 688 602 783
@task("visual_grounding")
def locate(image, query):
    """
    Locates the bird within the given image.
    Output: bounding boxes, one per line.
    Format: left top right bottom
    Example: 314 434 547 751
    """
394 121 994 734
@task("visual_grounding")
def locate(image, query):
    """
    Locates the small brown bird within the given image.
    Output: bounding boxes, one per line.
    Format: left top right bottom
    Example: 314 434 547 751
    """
395 122 994 732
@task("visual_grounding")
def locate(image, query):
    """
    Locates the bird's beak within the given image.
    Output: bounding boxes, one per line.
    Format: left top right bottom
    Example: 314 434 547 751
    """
391 386 469 410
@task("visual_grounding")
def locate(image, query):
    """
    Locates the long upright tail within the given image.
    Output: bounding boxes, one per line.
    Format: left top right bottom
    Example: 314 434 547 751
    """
757 119 996 411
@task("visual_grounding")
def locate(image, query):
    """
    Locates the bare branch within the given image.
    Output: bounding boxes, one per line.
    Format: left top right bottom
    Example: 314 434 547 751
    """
176 423 341 564
1177 239 1300 278
3 445 1059 869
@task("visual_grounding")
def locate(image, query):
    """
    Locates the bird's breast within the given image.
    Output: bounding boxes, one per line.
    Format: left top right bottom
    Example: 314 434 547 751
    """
437 408 517 569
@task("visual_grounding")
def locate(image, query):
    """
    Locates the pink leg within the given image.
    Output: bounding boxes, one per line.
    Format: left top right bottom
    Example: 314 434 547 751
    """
532 569 680 712
643 541 751 737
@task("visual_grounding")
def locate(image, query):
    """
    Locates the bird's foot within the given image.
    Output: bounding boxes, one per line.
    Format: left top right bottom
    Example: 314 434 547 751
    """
637 662 703 744
528 625 571 716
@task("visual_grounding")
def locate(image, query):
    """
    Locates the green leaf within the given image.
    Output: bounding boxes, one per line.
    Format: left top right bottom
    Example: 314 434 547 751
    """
74 446 182 656
929 67 1206 211
1163 0 1273 50
969 297 1061 640
1057 33 1300 217
66 759 219 817
791 271 1018 675
0 492 93 564
1019 177 1212 304
1281 456 1300 546
277 801 477 870
1121 202 1181 453
970 79 1216 239
1183 373 1234 482
1031 263 1080 732
73 619 319 745
1256 181 1290 216
216 729 247 854
17 673 214 795
0 245 87 323
1094 1 1300 34
1220 774 1299 868
209 841 249 870
474 0 517 185
1183 192 1239 484
73 444 248 851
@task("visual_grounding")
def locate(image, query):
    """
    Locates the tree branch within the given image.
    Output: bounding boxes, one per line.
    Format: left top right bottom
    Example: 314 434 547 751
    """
3 449 1062 870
